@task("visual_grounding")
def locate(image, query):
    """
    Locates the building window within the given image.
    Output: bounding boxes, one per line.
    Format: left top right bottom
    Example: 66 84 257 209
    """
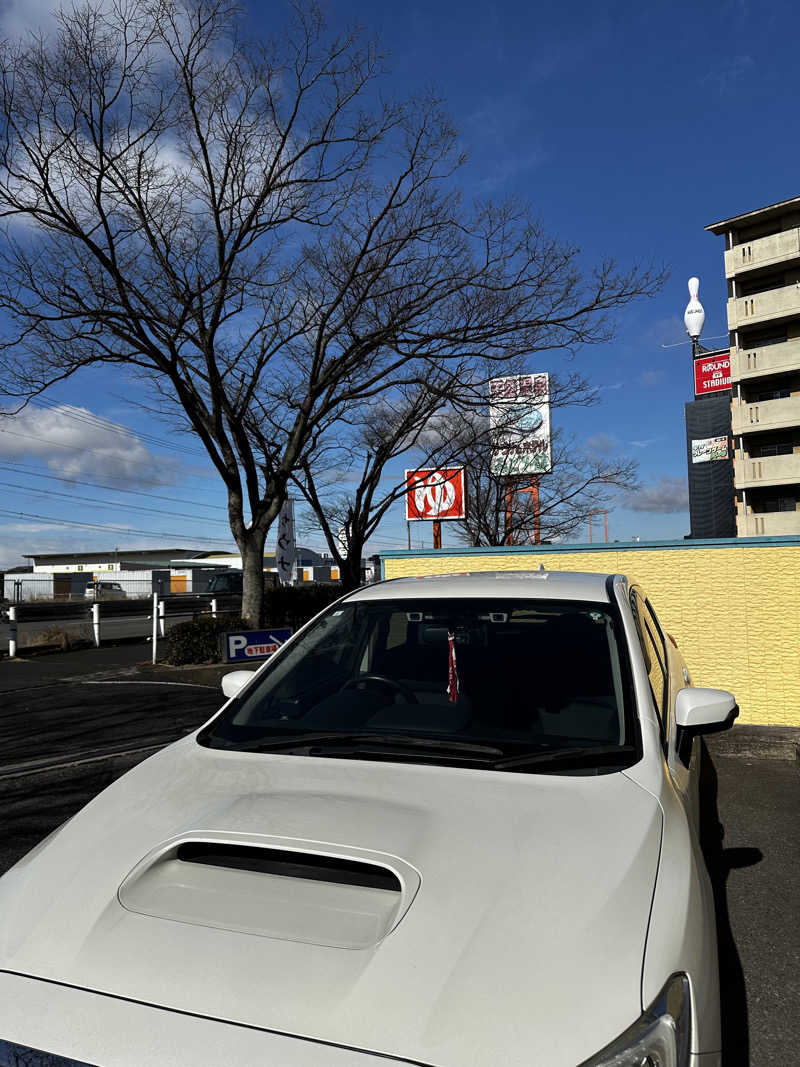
750 332 787 348
760 496 796 513
757 388 791 401
757 442 793 457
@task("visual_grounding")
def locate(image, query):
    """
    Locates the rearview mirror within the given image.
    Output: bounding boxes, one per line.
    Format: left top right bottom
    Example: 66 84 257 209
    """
221 670 256 700
675 687 738 735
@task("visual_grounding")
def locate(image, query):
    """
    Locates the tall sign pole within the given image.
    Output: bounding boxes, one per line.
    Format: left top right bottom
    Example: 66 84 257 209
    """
684 276 706 358
491 373 550 546
406 467 467 548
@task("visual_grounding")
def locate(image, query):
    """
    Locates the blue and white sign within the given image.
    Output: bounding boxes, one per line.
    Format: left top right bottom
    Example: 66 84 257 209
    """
223 628 293 663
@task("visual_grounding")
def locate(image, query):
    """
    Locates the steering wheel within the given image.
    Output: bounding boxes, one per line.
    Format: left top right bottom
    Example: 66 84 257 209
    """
341 674 419 704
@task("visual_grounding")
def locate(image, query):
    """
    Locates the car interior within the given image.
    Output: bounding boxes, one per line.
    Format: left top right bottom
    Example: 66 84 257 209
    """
226 599 629 750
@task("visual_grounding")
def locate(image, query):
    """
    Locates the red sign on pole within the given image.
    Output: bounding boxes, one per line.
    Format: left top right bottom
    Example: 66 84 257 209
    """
405 467 466 521
694 352 731 396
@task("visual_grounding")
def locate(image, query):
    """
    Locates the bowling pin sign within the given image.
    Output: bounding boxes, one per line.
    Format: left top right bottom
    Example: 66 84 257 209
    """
684 276 705 340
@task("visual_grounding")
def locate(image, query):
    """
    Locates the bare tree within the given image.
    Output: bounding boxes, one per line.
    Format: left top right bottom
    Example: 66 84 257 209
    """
0 0 663 622
293 368 625 581
456 425 638 546
292 370 474 591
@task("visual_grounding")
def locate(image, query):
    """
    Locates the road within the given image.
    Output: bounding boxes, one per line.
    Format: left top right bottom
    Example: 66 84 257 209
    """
0 653 796 1063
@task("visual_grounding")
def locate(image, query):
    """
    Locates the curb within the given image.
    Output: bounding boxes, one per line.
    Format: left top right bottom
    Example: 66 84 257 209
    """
705 725 800 762
124 663 237 689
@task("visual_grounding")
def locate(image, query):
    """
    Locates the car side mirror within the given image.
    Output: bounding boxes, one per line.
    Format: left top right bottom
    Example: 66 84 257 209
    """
221 670 256 700
675 687 738 736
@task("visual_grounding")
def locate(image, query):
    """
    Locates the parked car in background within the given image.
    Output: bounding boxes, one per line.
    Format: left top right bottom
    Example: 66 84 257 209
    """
206 571 243 595
206 571 279 595
0 570 735 1065
84 581 127 600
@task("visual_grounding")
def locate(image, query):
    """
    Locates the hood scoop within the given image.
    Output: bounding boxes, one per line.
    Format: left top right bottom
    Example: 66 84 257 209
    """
118 833 420 950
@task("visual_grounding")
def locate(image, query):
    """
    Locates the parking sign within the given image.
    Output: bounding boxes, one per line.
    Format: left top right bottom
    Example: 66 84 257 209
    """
223 628 293 663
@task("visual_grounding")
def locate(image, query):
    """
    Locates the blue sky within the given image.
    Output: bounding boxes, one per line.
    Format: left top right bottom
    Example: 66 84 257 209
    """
0 0 795 565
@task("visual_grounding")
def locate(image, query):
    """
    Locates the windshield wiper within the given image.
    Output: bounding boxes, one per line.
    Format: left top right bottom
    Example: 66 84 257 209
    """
215 732 504 758
494 744 638 771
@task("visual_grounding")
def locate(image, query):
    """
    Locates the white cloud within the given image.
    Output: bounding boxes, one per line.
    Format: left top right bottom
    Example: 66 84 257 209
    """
0 404 181 487
0 0 61 38
625 476 688 514
585 432 619 456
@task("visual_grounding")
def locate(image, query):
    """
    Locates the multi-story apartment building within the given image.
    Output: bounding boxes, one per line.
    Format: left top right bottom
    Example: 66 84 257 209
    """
707 197 800 536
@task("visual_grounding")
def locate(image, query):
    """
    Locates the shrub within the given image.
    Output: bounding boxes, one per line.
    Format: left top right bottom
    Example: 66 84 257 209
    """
163 586 346 666
164 614 248 666
262 583 345 628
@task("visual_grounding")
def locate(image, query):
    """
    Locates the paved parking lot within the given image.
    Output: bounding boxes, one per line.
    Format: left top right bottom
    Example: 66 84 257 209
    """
0 645 797 1063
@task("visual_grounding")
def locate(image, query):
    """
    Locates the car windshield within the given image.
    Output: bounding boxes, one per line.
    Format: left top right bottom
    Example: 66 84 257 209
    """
201 597 638 771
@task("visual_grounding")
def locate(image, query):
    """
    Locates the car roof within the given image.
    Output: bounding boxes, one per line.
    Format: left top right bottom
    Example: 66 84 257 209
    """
348 569 623 604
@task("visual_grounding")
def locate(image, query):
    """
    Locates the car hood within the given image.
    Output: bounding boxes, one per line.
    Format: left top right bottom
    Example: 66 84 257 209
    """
0 738 662 1067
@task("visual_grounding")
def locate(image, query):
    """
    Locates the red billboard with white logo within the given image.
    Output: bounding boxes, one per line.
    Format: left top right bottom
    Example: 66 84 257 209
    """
694 351 731 396
405 467 466 521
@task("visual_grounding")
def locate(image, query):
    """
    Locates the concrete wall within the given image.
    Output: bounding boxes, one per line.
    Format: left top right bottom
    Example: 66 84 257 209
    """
381 536 800 728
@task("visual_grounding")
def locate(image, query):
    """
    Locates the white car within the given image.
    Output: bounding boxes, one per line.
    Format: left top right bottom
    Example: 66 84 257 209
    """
0 570 736 1066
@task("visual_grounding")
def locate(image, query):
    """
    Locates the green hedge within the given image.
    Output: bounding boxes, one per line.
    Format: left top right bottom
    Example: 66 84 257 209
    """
261 584 344 627
164 614 249 666
163 586 346 666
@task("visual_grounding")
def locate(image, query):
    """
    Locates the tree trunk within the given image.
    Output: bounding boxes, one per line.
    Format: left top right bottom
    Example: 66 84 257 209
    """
339 550 363 593
239 528 268 627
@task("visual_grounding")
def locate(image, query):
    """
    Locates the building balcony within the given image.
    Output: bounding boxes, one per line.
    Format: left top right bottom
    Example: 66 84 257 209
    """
734 452 800 489
737 510 800 536
731 339 800 381
725 227 800 278
731 395 800 435
727 285 800 331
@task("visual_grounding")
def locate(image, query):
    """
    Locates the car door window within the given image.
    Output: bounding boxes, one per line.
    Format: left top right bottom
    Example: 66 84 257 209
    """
630 590 667 744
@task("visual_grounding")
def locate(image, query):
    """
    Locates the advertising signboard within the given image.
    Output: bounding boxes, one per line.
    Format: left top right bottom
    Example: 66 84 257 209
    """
405 467 466 521
223 628 293 663
691 436 729 464
694 351 731 396
489 372 552 476
275 499 296 585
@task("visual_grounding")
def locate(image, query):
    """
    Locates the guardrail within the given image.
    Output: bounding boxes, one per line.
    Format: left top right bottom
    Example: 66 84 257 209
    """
2 592 244 659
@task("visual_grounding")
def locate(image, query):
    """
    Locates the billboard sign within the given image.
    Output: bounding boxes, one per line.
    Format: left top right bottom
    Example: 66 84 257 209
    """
691 436 729 464
223 628 293 663
275 499 296 585
694 352 731 396
405 467 466 521
489 372 552 476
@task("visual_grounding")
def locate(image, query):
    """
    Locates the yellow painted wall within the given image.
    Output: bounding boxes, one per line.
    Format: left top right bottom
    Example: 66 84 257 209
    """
383 544 800 727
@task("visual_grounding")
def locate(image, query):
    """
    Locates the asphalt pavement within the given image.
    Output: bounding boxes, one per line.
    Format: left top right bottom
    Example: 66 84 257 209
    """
0 644 797 1064
703 751 800 1065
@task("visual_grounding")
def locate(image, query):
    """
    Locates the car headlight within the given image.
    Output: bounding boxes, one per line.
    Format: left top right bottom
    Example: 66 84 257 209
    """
578 973 691 1067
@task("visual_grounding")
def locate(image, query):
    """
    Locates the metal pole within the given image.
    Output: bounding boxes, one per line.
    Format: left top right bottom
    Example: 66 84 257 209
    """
8 605 17 659
504 480 514 546
407 522 411 550
604 510 609 544
158 599 166 639
588 514 593 543
531 477 540 545
433 520 442 550
151 591 158 665
91 603 100 648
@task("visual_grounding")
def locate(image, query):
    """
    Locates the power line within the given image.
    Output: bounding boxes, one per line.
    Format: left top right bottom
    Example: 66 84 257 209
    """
0 461 229 512
0 506 234 546
0 423 205 466
0 478 232 527
29 398 208 458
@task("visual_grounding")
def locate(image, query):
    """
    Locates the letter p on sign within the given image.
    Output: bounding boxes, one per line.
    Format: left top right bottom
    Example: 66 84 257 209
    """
228 635 249 657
